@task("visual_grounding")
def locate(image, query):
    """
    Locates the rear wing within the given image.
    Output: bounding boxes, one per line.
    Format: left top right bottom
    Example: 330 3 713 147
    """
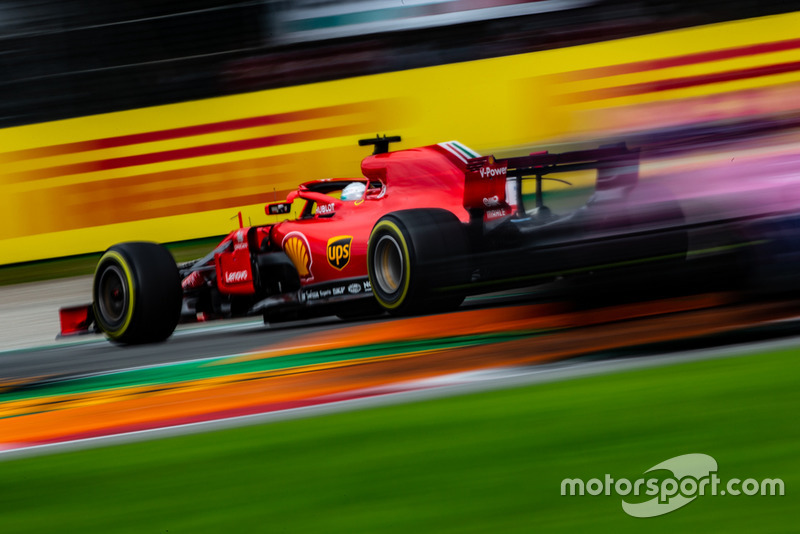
464 143 640 218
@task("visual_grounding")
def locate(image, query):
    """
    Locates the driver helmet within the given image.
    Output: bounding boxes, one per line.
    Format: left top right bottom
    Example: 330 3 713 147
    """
341 181 366 201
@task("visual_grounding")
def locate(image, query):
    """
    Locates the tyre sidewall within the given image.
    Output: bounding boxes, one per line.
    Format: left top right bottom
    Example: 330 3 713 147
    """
367 209 469 315
367 217 415 311
93 242 182 344
93 250 137 339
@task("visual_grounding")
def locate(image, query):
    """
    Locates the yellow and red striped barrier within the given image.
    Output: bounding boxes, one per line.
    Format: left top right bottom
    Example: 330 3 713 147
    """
2 11 800 264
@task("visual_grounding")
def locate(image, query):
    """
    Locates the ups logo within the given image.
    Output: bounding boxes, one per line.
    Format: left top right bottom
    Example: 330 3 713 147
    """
327 235 353 270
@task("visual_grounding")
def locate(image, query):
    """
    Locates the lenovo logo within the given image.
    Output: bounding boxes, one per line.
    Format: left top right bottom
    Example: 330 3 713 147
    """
225 270 249 283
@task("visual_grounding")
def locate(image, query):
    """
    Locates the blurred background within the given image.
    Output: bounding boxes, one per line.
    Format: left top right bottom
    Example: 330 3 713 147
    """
1 0 800 266
0 0 794 126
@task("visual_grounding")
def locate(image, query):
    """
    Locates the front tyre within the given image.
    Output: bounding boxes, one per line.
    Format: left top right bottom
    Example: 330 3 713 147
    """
93 242 182 344
367 209 468 315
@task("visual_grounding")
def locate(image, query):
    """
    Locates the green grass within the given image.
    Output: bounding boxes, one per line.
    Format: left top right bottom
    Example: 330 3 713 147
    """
0 237 224 286
0 349 797 533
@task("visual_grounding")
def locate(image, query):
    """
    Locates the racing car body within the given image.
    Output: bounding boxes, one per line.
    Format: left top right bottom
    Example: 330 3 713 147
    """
59 135 689 344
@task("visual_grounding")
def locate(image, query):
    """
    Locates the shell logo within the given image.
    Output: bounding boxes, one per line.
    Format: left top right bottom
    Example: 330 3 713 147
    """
282 232 312 278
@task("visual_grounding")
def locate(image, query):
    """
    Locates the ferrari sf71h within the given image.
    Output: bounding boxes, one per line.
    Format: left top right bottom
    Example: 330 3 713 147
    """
60 135 690 344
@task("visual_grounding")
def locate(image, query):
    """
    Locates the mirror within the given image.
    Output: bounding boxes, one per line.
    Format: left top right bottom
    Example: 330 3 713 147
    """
266 202 292 215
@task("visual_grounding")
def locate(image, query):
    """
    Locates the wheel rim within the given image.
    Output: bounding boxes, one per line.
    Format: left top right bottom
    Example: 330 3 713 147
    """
97 264 129 326
374 235 404 295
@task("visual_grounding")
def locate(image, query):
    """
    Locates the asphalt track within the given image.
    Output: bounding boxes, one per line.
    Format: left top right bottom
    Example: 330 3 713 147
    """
2 287 800 459
1 315 358 382
1 290 794 384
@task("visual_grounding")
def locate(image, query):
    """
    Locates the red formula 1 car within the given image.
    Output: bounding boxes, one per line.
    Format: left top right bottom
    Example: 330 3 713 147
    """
60 135 688 344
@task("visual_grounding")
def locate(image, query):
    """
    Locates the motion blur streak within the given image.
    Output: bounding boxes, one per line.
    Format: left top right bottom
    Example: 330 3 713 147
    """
4 291 799 453
222 294 728 364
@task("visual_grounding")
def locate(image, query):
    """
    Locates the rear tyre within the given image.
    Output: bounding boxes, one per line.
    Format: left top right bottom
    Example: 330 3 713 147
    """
93 242 182 344
367 209 468 315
